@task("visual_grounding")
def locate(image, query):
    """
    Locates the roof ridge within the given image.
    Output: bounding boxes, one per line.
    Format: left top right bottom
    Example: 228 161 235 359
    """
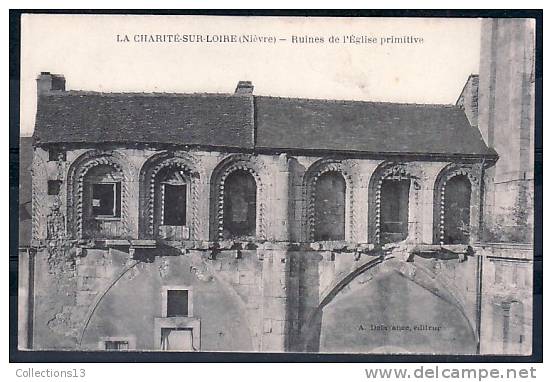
42 89 458 108
254 95 458 108
44 90 236 98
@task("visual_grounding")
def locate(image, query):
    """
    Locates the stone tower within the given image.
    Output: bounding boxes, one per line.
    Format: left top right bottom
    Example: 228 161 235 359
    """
478 18 535 243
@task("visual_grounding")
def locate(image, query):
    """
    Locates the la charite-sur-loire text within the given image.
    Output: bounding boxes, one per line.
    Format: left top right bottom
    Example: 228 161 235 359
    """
115 33 423 45
116 34 278 43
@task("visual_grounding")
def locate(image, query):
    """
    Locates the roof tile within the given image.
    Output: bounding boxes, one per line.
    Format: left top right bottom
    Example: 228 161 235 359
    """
33 91 494 157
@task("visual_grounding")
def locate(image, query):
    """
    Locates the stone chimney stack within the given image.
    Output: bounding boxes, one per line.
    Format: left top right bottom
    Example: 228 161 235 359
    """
36 72 66 95
456 74 479 127
235 81 254 95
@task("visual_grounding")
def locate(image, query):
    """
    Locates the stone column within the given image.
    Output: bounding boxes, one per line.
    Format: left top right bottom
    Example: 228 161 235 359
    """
419 164 447 244
355 160 381 244
501 301 512 354
469 166 483 244
270 154 290 242
406 179 422 243
420 182 435 244
198 154 221 241
260 247 290 351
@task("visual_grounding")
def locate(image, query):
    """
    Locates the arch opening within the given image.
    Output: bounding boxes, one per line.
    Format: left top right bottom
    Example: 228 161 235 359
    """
442 174 472 244
316 270 477 354
154 165 190 240
301 261 477 354
222 169 257 240
380 178 410 244
313 171 346 241
139 153 200 240
82 164 124 239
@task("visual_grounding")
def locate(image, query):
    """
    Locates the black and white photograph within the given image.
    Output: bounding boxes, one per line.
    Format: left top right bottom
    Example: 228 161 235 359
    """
11 11 540 361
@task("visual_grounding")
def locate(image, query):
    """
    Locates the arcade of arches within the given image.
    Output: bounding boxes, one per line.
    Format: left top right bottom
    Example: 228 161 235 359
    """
27 148 532 355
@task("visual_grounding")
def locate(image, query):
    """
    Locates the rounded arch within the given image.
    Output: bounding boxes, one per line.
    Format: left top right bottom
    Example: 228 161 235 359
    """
303 159 355 242
368 162 420 244
301 256 477 353
139 151 201 239
209 154 266 241
66 150 133 239
433 164 480 245
78 255 257 351
222 169 257 240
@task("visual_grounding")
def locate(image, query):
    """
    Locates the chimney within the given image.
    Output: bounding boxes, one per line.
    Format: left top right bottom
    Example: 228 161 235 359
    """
456 74 479 126
235 81 254 95
36 72 66 95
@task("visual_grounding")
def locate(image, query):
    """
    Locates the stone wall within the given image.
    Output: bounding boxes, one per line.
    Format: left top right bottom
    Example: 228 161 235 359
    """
27 144 528 354
32 245 265 351
33 146 485 248
478 243 533 355
478 18 535 244
31 239 498 353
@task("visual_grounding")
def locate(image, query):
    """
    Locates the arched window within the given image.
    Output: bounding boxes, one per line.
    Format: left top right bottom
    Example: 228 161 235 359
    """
314 171 346 241
139 153 200 241
223 170 257 239
442 174 471 244
380 177 410 244
154 165 189 240
82 164 123 238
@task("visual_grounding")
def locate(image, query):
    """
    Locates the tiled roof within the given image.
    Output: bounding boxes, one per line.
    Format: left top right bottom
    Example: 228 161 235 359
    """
34 92 254 149
254 96 494 156
34 91 495 157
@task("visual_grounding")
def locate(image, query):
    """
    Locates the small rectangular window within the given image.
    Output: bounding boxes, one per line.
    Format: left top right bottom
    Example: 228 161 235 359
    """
48 147 66 162
104 340 129 351
91 182 121 218
47 180 62 195
162 184 186 226
167 289 189 317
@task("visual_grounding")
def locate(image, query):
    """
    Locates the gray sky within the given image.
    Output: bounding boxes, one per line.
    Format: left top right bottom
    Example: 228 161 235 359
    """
20 15 481 136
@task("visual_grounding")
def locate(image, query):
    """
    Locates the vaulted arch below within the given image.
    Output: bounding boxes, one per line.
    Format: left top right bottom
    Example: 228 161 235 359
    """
302 265 477 354
80 250 256 352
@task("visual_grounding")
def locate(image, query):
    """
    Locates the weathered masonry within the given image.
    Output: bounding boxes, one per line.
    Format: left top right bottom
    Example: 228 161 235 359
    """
20 24 534 353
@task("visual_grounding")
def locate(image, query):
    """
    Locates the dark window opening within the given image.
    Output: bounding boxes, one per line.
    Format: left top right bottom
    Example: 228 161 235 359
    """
48 147 66 162
443 175 471 244
82 164 123 239
91 182 121 218
167 289 189 317
314 172 346 241
47 180 62 195
223 170 256 239
104 340 129 350
380 179 410 243
163 184 187 226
